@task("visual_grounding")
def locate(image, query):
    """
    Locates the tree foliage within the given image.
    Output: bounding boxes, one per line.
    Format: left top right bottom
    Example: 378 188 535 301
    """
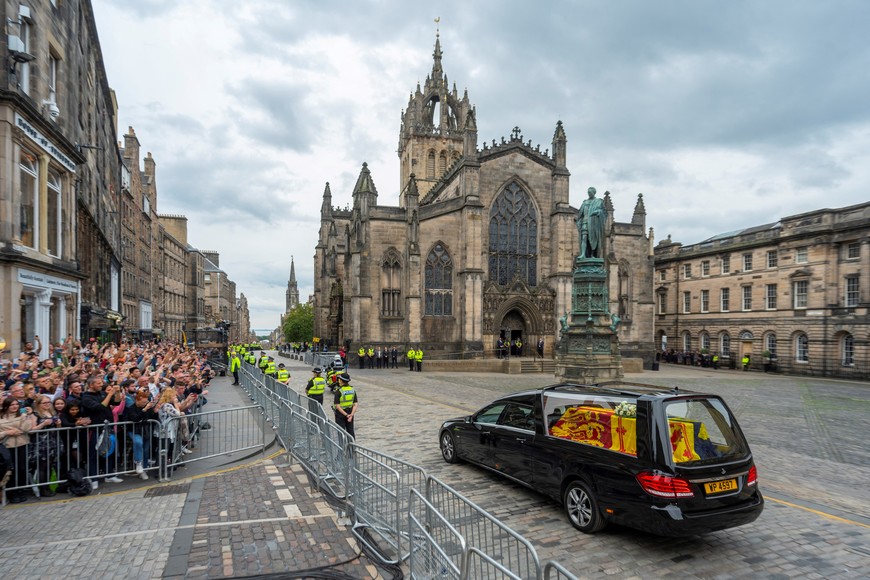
282 303 314 343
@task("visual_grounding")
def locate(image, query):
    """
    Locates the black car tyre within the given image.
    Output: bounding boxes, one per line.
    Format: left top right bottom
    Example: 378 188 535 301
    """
563 480 606 533
440 430 459 464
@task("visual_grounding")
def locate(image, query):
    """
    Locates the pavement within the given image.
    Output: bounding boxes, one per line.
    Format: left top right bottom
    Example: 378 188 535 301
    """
1 354 868 579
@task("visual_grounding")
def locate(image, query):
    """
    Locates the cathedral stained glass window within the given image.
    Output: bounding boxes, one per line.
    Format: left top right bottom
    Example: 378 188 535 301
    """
424 243 453 316
488 182 538 286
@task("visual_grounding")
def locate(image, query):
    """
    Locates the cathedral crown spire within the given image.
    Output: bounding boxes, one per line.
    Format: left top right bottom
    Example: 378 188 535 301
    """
432 19 443 77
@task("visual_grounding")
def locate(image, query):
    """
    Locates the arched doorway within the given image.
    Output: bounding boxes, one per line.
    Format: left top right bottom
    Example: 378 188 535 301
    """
501 309 527 356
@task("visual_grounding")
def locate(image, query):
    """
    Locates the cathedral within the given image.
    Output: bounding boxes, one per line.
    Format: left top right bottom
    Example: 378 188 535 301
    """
313 34 655 365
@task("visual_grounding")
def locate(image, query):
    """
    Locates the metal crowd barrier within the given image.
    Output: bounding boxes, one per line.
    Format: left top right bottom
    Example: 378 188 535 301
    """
240 358 578 580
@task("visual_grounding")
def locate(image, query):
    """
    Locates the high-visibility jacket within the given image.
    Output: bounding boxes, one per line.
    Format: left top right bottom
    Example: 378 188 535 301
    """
415 349 423 362
335 385 356 410
276 368 290 382
307 376 326 396
265 361 277 375
258 356 269 369
367 348 374 357
407 349 415 360
358 348 365 357
246 353 255 364
229 355 241 372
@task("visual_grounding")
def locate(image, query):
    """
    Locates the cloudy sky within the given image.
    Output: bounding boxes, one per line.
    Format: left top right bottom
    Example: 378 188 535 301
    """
93 0 870 330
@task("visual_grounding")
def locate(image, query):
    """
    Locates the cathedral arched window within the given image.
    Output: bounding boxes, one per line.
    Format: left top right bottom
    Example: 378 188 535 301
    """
438 151 447 176
424 243 453 316
488 181 538 286
381 251 402 317
426 150 436 179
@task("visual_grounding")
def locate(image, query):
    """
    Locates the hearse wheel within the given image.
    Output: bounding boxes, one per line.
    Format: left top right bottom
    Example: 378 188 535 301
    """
563 480 606 533
440 431 459 464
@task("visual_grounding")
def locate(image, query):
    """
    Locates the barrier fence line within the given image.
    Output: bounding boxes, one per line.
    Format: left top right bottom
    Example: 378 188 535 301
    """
239 359 578 580
408 488 466 580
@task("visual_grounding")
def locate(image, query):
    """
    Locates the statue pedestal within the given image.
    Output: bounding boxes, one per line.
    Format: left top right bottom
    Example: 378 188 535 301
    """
555 257 624 383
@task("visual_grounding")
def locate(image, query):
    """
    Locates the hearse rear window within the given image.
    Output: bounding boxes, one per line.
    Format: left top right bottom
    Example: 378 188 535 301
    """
664 398 748 465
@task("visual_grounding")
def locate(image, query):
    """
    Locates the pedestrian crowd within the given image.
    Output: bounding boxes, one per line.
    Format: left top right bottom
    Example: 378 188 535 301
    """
1 336 215 503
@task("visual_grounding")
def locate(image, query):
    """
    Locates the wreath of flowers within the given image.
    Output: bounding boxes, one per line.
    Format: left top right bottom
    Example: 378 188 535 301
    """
614 401 637 417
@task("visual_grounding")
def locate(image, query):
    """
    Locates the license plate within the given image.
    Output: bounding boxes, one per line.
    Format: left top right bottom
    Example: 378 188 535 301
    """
704 478 737 494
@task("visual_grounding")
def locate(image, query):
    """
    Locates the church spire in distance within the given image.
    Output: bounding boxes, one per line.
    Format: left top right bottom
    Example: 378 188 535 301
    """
432 17 443 77
286 255 299 312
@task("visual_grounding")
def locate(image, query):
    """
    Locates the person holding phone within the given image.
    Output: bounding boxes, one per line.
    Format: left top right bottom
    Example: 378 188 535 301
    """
30 394 63 496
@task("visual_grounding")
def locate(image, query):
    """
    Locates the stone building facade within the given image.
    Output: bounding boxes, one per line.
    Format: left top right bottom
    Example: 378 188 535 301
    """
155 215 189 342
0 0 121 357
313 35 655 364
653 202 869 378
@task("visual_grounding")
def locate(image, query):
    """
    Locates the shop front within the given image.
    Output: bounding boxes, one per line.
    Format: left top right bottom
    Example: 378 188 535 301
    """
16 267 80 359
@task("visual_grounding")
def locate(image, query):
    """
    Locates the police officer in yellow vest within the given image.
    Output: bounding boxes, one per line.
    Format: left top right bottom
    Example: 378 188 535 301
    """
415 347 423 372
306 367 326 404
365 347 374 369
264 357 277 377
407 346 415 371
258 351 269 373
332 372 358 437
358 346 366 369
229 351 241 385
276 363 290 385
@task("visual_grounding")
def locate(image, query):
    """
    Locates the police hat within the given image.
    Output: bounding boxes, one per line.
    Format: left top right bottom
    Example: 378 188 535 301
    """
338 372 351 383
313 367 322 373
278 363 285 368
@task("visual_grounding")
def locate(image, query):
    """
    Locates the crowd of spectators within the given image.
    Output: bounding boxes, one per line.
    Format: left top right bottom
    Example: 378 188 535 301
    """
0 336 215 503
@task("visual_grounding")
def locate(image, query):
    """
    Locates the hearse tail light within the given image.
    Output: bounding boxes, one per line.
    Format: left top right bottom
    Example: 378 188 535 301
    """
747 465 758 487
636 472 695 498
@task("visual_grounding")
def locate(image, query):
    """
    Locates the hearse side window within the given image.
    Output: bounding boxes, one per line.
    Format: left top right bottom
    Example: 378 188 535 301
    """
542 392 640 456
499 403 534 431
474 403 506 425
664 398 748 465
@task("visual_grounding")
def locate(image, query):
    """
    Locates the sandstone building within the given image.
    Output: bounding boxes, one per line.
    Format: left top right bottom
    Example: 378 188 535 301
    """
653 202 869 378
313 35 655 364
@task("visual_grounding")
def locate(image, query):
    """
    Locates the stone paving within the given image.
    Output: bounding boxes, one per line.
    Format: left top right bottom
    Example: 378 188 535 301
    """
2 357 868 578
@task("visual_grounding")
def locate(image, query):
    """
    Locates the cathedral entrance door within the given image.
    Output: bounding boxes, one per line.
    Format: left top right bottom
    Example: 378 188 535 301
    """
501 310 525 357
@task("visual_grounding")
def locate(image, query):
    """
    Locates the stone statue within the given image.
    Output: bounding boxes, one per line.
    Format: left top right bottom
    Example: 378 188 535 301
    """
559 312 569 334
577 186 605 259
609 312 621 332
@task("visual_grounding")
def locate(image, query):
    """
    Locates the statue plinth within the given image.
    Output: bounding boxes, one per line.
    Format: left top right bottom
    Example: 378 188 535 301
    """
555 257 624 383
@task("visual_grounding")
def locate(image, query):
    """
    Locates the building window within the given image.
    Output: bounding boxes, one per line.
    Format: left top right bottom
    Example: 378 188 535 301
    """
793 280 808 309
659 270 666 281
743 253 753 272
701 260 710 277
742 286 752 311
682 332 691 352
683 291 691 313
721 255 730 274
700 289 709 313
700 332 710 352
47 170 62 257
845 276 859 307
381 252 401 317
683 264 692 278
766 284 777 310
438 151 447 175
426 150 435 179
48 54 59 105
720 333 731 357
425 243 453 316
846 242 860 260
795 247 808 264
720 288 730 312
842 334 854 366
795 333 809 363
488 182 538 286
765 333 777 358
657 292 667 314
19 149 39 249
767 250 778 268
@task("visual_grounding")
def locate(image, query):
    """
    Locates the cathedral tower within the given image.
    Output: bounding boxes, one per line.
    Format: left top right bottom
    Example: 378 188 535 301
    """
398 31 474 205
286 256 300 312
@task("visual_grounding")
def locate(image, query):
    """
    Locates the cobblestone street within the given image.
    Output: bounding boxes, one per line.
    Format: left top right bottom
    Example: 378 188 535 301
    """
1 358 868 578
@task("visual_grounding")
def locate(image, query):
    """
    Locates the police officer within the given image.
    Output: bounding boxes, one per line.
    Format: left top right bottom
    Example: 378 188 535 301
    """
496 336 504 359
415 346 423 372
515 338 523 357
306 367 326 404
332 372 358 437
229 350 241 385
407 346 415 371
366 346 374 369
257 351 269 373
264 357 277 378
276 363 290 385
357 346 366 369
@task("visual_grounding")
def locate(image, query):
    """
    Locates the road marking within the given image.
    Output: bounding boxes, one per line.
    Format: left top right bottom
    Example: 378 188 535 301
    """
766 496 870 529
